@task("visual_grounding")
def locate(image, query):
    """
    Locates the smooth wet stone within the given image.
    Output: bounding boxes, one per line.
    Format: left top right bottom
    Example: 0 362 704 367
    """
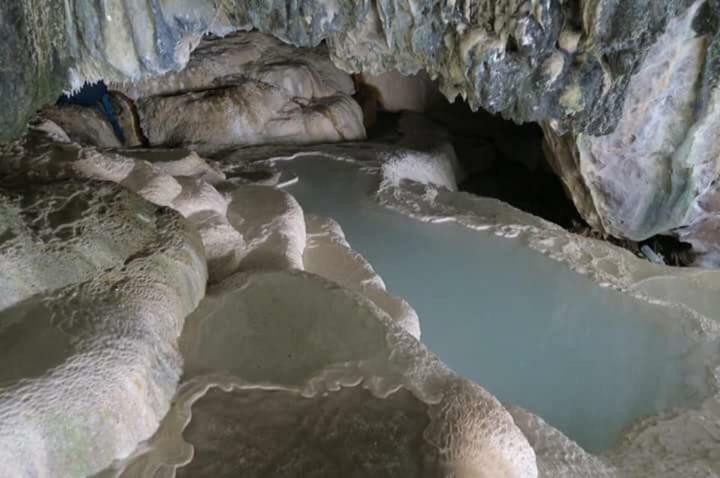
303 215 420 338
226 185 306 271
177 386 441 478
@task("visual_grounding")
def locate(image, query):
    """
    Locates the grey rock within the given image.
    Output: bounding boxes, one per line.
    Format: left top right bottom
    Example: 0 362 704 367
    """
3 0 720 260
2 1 712 141
544 2 720 264
126 32 365 152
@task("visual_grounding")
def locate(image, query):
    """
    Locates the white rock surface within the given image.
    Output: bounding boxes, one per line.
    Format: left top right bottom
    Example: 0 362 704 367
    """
109 270 538 478
0 181 207 478
75 151 244 283
227 185 306 271
0 180 159 310
126 32 366 152
3 122 466 477
507 406 616 478
138 85 365 153
1 126 245 284
8 98 720 478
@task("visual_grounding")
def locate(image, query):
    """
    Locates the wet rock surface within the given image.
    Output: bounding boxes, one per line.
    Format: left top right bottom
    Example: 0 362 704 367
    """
177 386 440 478
149 270 538 478
2 98 720 477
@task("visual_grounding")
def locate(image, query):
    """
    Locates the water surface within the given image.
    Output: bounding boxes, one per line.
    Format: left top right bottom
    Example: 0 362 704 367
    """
282 156 701 452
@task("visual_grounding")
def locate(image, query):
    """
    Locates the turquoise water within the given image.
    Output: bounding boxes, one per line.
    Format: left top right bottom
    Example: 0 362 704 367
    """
281 156 701 452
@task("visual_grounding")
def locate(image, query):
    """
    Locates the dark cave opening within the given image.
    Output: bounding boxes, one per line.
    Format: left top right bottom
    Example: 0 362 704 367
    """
355 73 583 229
430 101 581 229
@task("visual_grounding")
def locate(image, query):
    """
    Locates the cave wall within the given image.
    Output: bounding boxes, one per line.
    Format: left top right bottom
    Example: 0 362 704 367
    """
5 0 716 140
3 0 720 262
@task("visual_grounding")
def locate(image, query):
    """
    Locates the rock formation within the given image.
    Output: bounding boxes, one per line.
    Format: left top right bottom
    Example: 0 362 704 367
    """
123 33 366 152
3 3 720 477
3 0 720 260
0 114 545 477
355 69 441 113
0 176 207 477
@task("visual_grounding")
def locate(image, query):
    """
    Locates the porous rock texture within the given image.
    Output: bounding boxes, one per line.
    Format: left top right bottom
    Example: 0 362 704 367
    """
116 270 538 478
1 121 245 282
3 0 720 261
0 178 208 477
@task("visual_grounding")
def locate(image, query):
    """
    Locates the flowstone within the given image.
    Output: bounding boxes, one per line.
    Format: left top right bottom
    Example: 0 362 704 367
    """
210 114 720 477
111 270 538 478
1 113 542 477
0 180 207 477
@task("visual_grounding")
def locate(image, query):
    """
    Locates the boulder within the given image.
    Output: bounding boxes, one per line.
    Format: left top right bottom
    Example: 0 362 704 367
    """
137 80 365 152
